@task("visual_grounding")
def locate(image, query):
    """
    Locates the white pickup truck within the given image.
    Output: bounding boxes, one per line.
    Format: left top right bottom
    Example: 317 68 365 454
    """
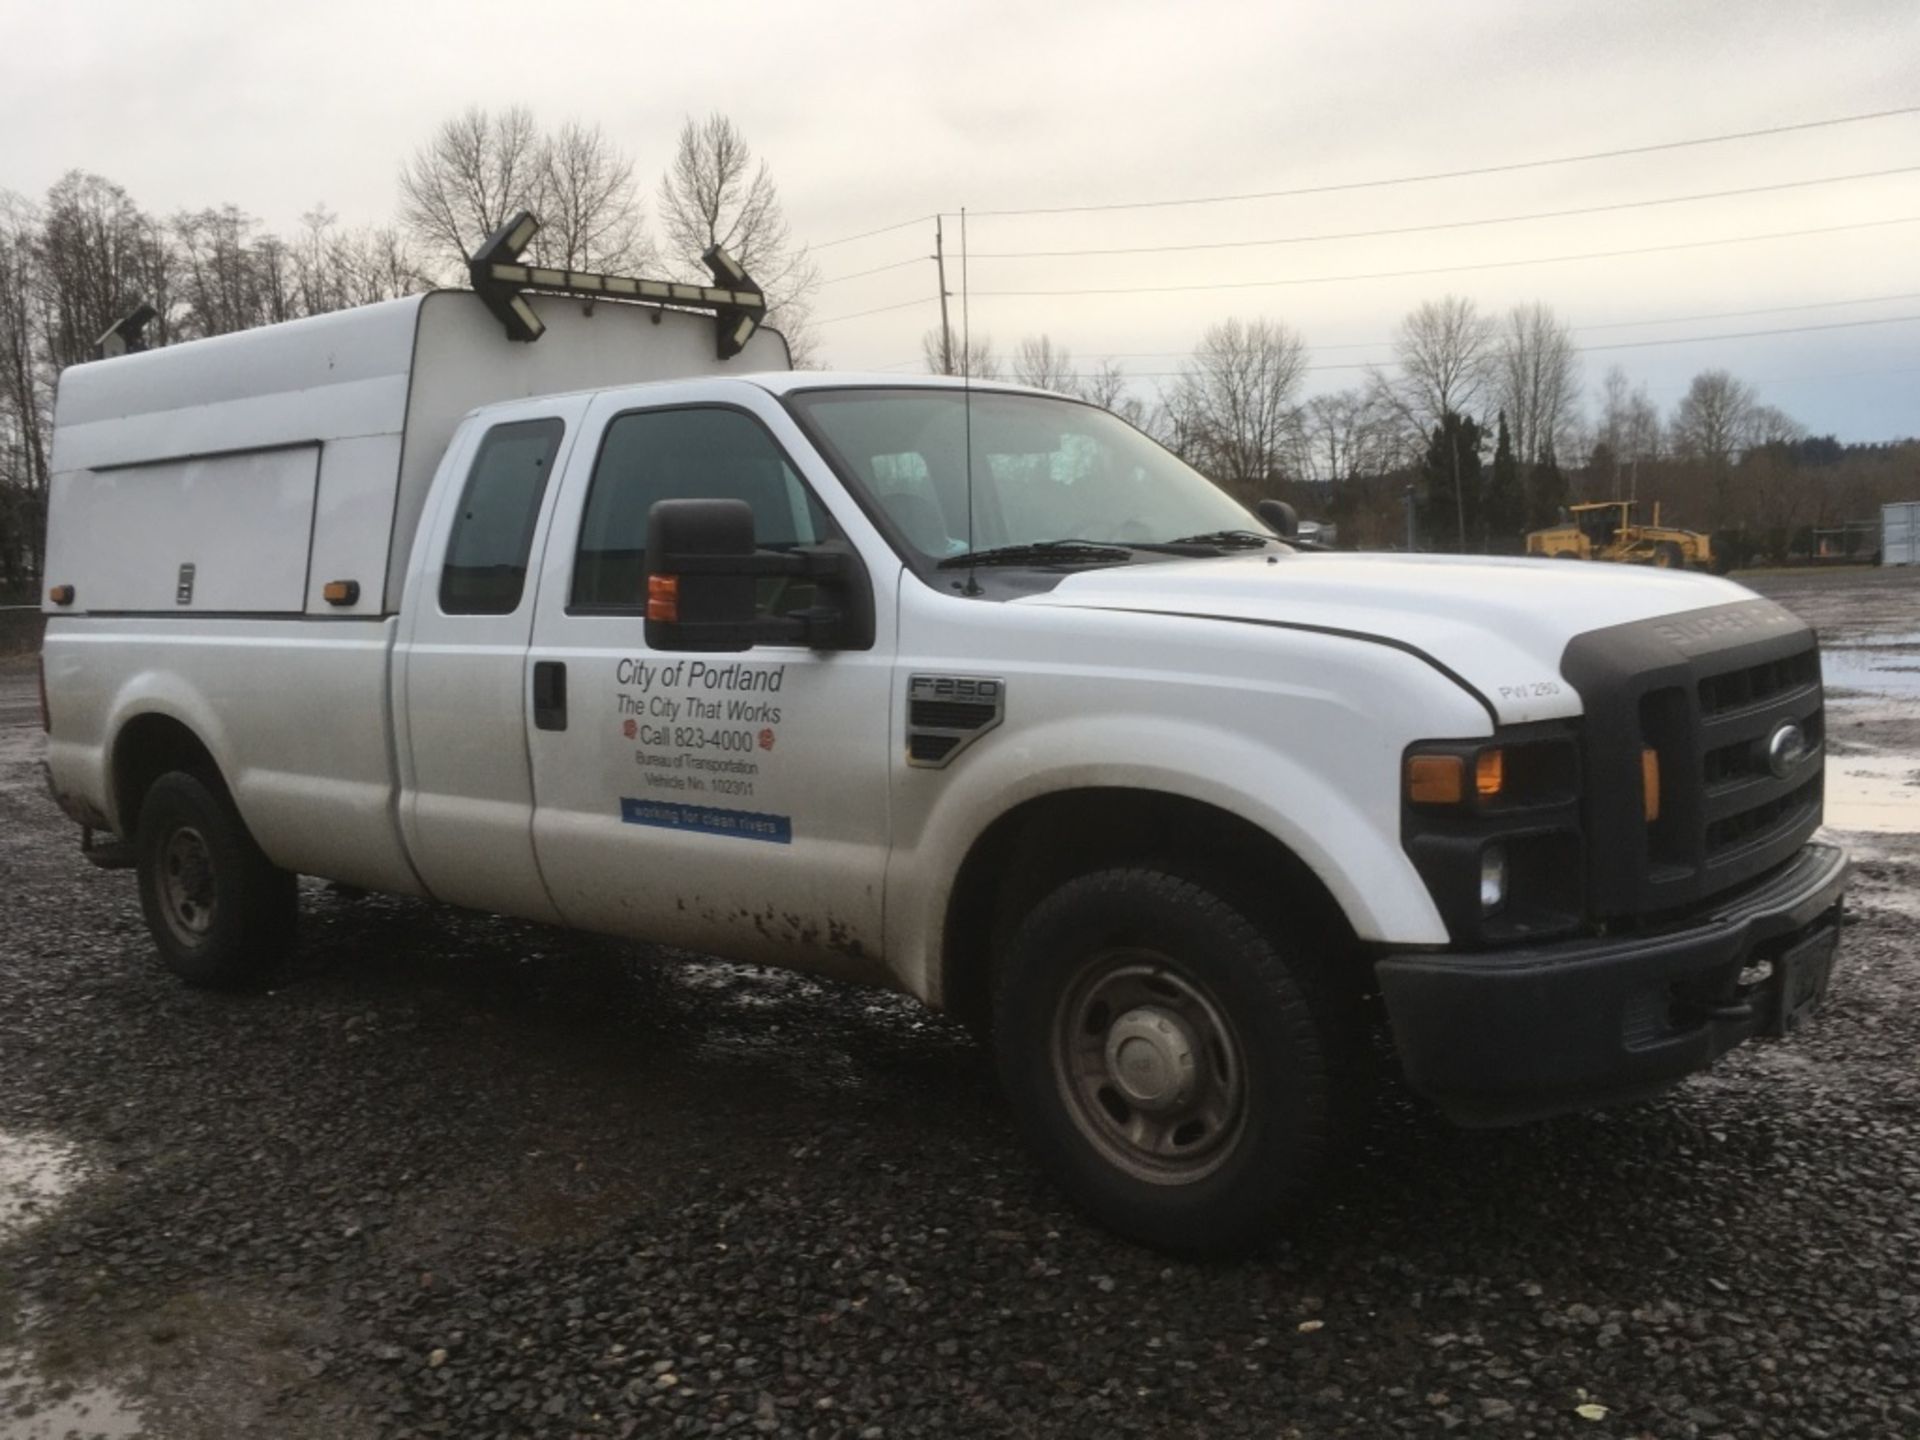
39 275 1846 1253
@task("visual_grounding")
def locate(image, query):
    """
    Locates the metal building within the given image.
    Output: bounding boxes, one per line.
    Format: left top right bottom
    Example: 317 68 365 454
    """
1886 501 1920 566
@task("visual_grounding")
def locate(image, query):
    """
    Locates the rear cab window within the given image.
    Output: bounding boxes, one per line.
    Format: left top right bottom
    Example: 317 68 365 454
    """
439 418 566 615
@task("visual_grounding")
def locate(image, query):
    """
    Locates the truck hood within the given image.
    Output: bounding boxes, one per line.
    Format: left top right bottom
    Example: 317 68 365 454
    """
1015 551 1770 725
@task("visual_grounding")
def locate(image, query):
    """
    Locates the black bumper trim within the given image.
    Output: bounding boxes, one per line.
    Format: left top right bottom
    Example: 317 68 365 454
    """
1375 842 1849 1126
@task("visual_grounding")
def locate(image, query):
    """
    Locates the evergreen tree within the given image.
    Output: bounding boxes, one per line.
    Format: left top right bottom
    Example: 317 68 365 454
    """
1418 410 1484 552
1484 410 1524 551
1525 445 1569 531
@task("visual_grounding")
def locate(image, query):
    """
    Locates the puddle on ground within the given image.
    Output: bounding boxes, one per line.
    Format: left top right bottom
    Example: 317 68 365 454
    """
0 1133 83 1245
1823 631 1920 702
1825 756 1920 834
0 1133 144 1439
0 1370 145 1440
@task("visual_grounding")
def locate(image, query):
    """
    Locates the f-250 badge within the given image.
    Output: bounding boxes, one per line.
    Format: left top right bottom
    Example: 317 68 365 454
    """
906 674 1006 769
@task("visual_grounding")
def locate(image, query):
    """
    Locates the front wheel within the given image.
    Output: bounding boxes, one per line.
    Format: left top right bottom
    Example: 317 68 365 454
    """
992 867 1349 1255
135 771 297 988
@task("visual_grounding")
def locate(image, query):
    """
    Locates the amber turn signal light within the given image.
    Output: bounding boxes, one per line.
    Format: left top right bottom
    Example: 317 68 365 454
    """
1407 754 1464 805
647 573 679 623
1475 748 1505 798
48 584 76 606
321 579 360 606
1641 747 1661 823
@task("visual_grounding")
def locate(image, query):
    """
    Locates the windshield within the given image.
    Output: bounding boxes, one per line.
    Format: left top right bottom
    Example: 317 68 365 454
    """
786 388 1265 561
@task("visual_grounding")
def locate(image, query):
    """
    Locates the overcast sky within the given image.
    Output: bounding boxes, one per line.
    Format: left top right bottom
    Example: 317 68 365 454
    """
5 0 1917 440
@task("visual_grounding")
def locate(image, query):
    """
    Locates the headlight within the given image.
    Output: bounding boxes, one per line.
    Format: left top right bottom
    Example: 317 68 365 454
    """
1480 844 1509 913
1401 726 1584 944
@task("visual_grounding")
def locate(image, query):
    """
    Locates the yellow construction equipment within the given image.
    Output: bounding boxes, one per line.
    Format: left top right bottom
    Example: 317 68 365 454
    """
1527 501 1719 571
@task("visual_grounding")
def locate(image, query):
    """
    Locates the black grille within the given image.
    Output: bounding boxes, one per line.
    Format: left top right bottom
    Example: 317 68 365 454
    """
909 699 998 731
1561 598 1824 920
1705 773 1821 855
908 734 960 763
1698 650 1820 718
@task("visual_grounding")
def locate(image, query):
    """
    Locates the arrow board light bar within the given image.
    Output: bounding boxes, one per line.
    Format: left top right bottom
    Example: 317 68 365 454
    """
468 211 767 359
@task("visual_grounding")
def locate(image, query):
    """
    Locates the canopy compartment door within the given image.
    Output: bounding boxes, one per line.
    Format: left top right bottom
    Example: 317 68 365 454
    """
47 444 319 613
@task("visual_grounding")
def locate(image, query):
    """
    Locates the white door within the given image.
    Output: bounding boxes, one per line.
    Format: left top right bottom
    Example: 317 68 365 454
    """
396 401 584 922
525 389 897 980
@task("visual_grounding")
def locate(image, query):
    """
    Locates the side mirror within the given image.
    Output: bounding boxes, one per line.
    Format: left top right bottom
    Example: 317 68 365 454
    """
1256 498 1299 540
643 498 874 653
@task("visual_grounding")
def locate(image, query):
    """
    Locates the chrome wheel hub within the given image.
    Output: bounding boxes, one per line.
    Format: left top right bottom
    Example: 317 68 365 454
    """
1053 952 1247 1185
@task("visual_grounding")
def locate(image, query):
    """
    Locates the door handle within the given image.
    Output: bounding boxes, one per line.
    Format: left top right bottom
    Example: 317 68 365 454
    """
532 660 568 731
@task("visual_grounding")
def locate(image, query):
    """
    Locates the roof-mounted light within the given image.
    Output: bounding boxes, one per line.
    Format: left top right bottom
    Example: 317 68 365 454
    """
468 213 768 357
96 301 158 360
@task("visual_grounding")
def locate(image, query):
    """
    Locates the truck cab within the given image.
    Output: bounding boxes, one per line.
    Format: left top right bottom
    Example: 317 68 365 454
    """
40 282 1846 1254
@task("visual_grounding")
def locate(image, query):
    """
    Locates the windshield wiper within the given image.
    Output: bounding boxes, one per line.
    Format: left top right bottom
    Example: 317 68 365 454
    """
936 539 1136 569
1157 529 1280 549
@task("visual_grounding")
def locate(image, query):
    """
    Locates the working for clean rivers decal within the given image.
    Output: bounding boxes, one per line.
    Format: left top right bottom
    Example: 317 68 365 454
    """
612 658 792 841
618 797 792 844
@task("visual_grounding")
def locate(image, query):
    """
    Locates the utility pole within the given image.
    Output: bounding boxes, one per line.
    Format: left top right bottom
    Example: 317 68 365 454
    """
933 215 953 375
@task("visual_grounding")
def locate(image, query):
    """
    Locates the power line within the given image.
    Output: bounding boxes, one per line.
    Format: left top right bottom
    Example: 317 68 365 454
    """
815 296 938 327
809 213 935 252
966 166 1920 260
1039 292 1920 361
967 104 1920 219
1576 291 1920 333
841 293 1920 371
819 255 928 287
1580 313 1920 352
1037 314 1920 380
969 216 1920 299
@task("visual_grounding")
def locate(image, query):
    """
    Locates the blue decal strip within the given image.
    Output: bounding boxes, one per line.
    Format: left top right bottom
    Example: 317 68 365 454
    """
619 797 793 845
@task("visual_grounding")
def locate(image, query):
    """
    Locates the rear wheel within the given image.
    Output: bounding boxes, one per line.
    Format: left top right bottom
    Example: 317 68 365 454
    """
135 771 297 988
993 867 1349 1255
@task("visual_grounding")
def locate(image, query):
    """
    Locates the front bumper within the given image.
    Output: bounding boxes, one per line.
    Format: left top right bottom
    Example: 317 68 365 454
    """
1375 841 1848 1126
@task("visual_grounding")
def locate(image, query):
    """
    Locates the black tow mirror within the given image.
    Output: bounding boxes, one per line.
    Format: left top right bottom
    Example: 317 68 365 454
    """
1256 498 1299 540
643 498 874 653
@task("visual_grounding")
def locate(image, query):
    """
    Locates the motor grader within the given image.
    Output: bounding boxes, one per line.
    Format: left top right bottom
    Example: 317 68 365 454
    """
1526 501 1719 571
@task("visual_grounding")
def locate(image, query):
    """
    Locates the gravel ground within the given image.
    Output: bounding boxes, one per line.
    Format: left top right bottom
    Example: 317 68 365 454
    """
2 569 1918 1440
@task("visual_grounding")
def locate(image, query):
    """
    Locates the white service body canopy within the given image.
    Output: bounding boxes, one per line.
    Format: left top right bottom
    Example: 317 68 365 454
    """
45 290 790 615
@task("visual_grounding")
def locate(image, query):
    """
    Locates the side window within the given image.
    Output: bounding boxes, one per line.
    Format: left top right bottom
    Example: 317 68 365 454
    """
439 418 565 615
570 407 833 615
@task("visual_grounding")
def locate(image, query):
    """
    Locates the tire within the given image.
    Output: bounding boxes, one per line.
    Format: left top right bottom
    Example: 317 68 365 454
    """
1652 542 1683 569
992 867 1350 1256
134 770 297 988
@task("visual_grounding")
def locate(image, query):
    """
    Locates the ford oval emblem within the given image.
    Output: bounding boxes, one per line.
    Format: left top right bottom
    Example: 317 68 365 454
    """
1765 720 1808 778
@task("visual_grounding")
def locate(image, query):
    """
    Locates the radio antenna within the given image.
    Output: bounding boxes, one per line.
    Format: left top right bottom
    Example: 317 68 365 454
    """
960 206 980 596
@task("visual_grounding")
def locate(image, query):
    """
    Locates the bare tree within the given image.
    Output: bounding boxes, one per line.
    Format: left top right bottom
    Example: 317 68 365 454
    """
36 171 171 370
1011 334 1076 392
1164 317 1308 494
1745 403 1804 449
658 114 819 365
1495 302 1579 468
1372 296 1496 548
1595 366 1662 500
1078 359 1130 412
1669 369 1758 467
398 107 546 280
1374 296 1497 434
1288 387 1403 484
0 193 48 584
172 205 270 337
920 327 999 379
537 121 655 274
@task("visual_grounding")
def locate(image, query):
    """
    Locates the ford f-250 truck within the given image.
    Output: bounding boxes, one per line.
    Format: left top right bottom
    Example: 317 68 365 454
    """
39 252 1846 1253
